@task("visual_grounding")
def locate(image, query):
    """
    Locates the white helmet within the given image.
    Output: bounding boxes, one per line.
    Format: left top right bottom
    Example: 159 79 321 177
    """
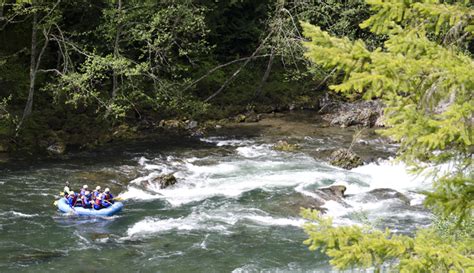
95 186 101 190
83 185 88 189
104 188 110 193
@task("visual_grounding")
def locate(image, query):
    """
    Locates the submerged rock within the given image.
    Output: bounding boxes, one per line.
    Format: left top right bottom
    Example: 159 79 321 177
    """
272 140 300 152
318 185 347 199
90 233 111 241
329 148 363 169
271 185 349 216
151 174 177 189
311 185 350 212
364 188 410 205
12 250 64 264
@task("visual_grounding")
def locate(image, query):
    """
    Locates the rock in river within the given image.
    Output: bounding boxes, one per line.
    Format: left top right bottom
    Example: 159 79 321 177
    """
151 174 177 189
329 148 363 169
272 140 299 152
46 141 66 155
364 188 410 205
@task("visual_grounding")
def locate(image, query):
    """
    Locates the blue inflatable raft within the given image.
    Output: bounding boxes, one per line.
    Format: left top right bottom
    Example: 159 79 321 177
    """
57 198 123 216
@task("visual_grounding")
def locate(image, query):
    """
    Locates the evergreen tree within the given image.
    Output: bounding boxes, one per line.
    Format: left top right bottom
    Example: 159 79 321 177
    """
301 0 473 271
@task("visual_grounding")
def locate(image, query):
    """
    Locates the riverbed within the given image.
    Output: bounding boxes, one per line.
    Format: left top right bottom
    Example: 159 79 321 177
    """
0 112 433 272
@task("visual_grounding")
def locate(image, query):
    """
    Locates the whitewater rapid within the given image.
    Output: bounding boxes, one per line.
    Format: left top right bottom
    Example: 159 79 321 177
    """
120 137 432 239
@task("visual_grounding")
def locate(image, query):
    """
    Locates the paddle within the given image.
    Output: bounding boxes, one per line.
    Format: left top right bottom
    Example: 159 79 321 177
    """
111 196 125 201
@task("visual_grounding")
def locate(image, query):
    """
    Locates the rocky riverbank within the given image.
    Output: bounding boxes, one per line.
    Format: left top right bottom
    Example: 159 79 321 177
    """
0 98 394 167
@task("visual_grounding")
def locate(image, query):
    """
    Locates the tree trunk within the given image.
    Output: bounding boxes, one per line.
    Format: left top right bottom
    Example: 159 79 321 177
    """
22 11 38 121
254 49 274 99
17 4 50 134
111 0 122 99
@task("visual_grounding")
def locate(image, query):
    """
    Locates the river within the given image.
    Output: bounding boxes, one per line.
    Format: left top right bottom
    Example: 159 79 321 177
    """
0 113 433 272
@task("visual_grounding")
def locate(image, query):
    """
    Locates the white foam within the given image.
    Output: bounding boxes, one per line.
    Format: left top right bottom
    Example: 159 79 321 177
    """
244 215 305 227
123 139 434 234
126 213 229 238
408 192 426 206
125 206 307 239
153 169 327 206
10 210 39 218
124 146 330 206
200 137 254 147
349 160 431 194
138 156 149 166
118 187 161 200
236 144 276 158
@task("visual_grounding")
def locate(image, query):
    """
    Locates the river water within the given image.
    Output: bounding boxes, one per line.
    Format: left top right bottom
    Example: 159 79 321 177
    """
0 115 433 272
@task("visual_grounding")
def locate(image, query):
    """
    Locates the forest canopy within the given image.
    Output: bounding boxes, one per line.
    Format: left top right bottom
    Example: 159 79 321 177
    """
0 0 376 152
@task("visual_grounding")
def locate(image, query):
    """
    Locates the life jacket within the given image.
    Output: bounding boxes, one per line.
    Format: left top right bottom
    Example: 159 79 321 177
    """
102 196 111 208
80 189 87 196
93 197 102 210
68 195 77 207
104 193 114 203
81 196 91 208
93 190 100 199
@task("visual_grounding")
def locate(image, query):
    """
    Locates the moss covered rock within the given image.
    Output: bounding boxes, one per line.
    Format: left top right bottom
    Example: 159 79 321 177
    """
273 140 300 152
329 148 363 169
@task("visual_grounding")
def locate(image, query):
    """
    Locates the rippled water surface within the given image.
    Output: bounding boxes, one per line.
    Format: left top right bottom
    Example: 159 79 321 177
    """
0 120 433 272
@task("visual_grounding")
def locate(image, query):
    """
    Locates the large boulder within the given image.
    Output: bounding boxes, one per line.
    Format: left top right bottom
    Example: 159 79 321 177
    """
324 100 383 128
329 148 363 169
151 174 177 189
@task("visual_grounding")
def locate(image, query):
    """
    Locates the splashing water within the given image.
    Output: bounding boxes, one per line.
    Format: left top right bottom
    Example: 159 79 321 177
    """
0 129 433 272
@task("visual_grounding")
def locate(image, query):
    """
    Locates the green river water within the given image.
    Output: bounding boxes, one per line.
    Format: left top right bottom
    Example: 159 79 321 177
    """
0 116 432 273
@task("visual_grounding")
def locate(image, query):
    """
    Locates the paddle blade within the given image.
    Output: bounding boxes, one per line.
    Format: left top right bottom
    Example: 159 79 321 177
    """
114 196 125 201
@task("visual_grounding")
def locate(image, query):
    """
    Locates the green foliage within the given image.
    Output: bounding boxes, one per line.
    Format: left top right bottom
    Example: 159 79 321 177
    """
301 0 473 223
0 95 15 137
0 0 435 152
301 0 473 271
301 208 474 272
43 1 212 122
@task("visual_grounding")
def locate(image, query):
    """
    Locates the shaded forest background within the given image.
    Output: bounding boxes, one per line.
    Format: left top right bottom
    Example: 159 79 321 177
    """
0 0 381 154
